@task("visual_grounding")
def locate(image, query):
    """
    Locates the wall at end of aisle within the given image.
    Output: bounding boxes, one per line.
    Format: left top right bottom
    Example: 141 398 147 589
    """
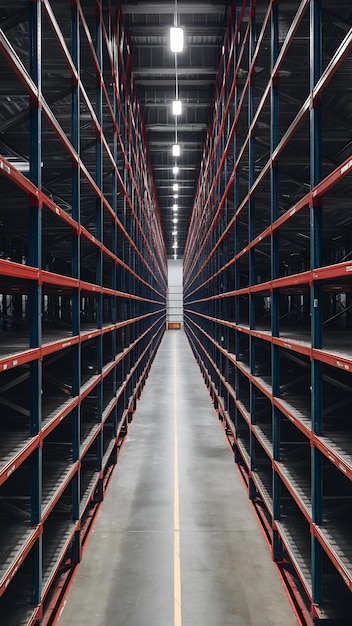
167 260 183 328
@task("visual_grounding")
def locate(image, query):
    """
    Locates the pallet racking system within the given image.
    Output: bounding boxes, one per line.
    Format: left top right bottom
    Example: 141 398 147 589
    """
0 1 167 624
184 1 352 624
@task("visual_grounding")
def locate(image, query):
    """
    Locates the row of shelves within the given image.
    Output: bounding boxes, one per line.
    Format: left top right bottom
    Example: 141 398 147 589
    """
0 169 165 296
185 310 352 482
0 1 168 624
186 283 352 366
185 318 352 623
184 0 352 297
184 1 352 624
0 280 164 364
0 320 164 624
0 1 166 289
0 314 165 484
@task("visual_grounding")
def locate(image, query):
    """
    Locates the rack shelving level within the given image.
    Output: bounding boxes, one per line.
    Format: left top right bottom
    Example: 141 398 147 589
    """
0 1 167 623
184 1 352 624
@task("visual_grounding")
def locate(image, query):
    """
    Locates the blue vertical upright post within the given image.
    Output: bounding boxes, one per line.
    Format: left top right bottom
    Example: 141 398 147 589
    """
310 0 323 608
248 1 256 498
71 0 81 563
223 189 229 411
270 0 282 562
125 127 132 408
96 1 104 492
227 25 234 427
233 9 240 459
111 5 118 452
29 0 42 606
121 154 128 407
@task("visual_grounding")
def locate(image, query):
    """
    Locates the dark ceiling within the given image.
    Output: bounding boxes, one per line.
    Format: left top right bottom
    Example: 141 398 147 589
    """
120 1 230 258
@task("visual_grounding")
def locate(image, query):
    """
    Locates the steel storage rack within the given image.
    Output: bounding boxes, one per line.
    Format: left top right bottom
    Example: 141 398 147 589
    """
0 1 167 624
184 1 352 624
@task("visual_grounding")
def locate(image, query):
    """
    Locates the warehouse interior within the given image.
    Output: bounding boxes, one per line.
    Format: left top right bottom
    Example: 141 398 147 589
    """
0 0 352 624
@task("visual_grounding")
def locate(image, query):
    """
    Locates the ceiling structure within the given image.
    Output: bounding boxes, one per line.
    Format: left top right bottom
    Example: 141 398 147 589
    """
119 0 352 264
120 1 230 258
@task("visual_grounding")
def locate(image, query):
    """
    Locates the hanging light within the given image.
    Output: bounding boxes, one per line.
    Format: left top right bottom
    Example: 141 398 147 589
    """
170 1 183 257
170 26 184 53
172 99 182 115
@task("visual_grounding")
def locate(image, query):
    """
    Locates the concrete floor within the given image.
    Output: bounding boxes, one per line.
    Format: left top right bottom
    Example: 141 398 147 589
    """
58 331 297 626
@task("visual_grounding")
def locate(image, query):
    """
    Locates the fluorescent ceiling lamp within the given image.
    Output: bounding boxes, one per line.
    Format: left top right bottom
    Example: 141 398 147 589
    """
173 183 178 191
173 204 178 211
173 194 178 199
173 166 179 175
172 100 182 115
174 254 177 259
173 217 178 223
172 230 177 236
6 158 43 173
172 144 180 157
170 26 184 53
13 161 30 172
173 242 178 248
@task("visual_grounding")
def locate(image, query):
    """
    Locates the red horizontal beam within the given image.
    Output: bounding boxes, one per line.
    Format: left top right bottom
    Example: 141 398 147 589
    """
41 461 80 524
0 30 37 97
0 436 39 487
312 524 352 591
252 425 273 460
80 422 102 459
41 337 80 359
313 434 352 481
273 460 311 523
0 524 41 597
186 306 352 375
41 397 80 440
0 348 39 372
0 258 39 281
274 520 312 602
41 520 80 602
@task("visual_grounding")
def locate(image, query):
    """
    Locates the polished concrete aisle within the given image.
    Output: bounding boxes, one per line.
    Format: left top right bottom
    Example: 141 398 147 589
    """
58 331 297 626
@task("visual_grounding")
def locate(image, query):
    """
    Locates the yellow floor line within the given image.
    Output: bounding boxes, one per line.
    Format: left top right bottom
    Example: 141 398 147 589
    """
174 334 182 626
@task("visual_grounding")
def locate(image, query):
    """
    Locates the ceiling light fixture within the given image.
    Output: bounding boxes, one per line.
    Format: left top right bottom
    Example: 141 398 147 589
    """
169 0 184 257
172 99 182 115
170 26 184 53
10 161 30 172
